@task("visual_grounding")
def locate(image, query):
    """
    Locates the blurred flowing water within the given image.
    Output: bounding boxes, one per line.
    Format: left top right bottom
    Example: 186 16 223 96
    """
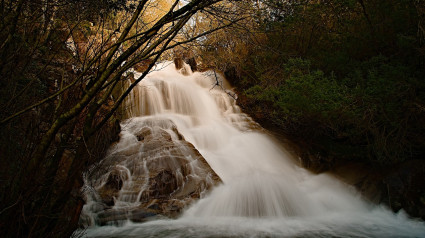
80 62 425 237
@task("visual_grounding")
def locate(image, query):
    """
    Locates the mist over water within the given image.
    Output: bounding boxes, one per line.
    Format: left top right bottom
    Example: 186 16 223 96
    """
81 62 425 237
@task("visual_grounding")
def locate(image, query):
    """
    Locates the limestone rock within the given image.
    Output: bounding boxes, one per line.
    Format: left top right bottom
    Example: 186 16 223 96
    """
82 118 221 225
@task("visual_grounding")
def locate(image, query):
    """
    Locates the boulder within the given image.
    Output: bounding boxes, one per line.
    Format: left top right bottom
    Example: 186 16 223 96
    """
97 168 129 207
82 118 221 225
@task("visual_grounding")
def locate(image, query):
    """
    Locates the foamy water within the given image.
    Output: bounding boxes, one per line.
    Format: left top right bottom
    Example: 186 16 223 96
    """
80 62 425 237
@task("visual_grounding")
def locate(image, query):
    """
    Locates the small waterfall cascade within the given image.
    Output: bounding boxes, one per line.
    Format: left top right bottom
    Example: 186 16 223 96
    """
80 62 425 237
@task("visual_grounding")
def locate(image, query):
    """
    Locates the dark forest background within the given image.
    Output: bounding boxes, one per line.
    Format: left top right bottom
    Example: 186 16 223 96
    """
0 0 424 237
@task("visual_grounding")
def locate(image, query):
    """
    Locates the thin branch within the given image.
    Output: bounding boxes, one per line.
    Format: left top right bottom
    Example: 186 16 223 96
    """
209 69 237 100
0 196 21 215
91 14 193 134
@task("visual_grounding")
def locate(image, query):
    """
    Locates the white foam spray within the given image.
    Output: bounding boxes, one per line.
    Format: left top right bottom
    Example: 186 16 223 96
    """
82 62 425 237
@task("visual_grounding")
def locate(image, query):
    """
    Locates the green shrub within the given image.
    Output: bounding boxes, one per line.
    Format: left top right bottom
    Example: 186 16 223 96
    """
243 57 425 164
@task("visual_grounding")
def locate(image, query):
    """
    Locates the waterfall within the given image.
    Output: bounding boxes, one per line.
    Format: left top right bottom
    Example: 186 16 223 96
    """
80 62 425 237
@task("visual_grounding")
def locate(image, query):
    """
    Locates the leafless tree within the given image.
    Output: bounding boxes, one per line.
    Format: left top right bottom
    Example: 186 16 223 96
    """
0 0 244 237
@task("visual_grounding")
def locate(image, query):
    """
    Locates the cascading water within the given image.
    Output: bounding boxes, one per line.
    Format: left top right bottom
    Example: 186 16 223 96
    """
80 62 425 237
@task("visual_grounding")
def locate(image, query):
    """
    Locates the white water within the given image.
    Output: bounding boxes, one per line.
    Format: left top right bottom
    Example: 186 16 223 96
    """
81 62 425 237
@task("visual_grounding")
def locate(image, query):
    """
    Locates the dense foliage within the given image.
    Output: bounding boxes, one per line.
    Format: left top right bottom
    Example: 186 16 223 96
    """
204 0 425 166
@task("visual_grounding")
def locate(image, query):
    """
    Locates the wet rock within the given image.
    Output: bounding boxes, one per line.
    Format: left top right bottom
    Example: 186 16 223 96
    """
83 118 221 225
136 127 151 141
97 209 127 225
105 172 124 191
129 210 157 223
97 209 157 225
151 170 178 198
147 203 160 211
97 169 129 207
171 125 184 140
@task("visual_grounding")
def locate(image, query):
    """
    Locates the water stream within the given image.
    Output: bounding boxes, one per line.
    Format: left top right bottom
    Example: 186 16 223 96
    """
80 62 425 237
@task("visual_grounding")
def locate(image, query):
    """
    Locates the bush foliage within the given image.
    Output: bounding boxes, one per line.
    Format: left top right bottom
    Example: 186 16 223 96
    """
242 56 425 164
211 0 425 165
